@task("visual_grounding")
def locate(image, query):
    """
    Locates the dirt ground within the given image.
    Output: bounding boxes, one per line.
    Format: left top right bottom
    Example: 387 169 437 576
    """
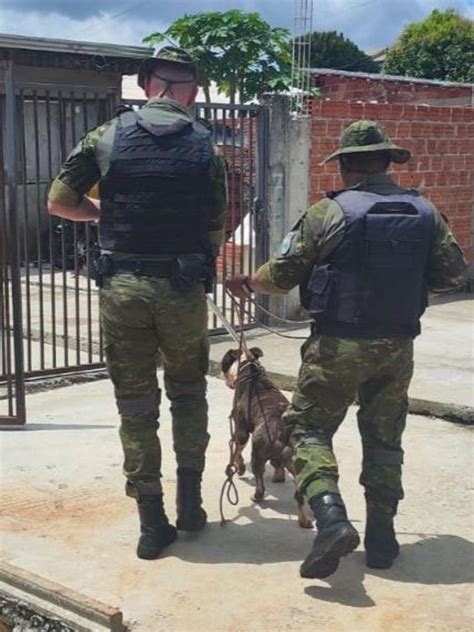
1 377 473 631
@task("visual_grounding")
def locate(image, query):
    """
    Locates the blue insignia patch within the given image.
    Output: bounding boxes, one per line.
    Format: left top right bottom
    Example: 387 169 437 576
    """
280 231 295 256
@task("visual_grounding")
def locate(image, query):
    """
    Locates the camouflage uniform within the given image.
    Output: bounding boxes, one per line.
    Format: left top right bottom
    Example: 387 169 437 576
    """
255 125 466 510
48 97 226 498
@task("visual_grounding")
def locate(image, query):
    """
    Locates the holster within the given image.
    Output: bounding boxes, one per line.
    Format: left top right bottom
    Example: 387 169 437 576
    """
90 253 114 288
170 254 208 293
205 249 217 294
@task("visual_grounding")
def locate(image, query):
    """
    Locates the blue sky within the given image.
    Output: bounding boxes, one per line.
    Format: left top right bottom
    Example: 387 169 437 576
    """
0 0 473 51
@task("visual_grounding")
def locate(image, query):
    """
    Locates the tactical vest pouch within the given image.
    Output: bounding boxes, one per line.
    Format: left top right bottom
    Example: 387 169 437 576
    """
306 264 336 316
170 254 207 293
365 207 423 271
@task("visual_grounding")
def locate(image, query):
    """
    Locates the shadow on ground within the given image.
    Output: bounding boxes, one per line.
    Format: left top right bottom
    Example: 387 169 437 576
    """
304 534 474 608
0 423 114 431
366 535 474 585
167 474 474 610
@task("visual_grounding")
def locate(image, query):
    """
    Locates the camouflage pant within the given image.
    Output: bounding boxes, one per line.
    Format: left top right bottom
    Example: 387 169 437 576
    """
284 335 414 506
100 274 209 499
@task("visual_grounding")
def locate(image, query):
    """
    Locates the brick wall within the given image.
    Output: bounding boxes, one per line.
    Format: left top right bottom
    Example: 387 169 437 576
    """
309 99 474 257
312 71 473 106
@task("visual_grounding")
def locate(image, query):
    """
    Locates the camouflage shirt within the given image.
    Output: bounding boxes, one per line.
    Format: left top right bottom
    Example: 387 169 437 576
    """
48 97 227 248
256 173 466 294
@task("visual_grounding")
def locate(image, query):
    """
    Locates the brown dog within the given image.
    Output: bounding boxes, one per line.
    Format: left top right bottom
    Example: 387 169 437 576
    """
221 347 312 529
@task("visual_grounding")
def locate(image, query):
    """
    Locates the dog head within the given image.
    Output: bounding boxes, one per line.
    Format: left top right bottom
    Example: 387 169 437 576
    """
221 347 264 389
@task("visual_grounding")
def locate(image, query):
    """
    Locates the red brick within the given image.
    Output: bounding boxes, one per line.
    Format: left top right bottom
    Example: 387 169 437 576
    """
410 122 431 138
409 139 428 155
430 157 444 171
455 123 470 138
347 102 364 119
362 103 383 120
406 159 418 173
319 160 339 174
416 157 431 172
396 173 422 188
319 100 347 117
451 108 473 122
327 121 344 136
397 121 411 137
313 174 338 191
422 173 438 187
312 119 328 135
391 104 405 118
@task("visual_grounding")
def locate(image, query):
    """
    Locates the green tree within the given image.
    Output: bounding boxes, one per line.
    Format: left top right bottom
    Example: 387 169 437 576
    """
384 9 474 82
296 31 379 73
144 10 291 104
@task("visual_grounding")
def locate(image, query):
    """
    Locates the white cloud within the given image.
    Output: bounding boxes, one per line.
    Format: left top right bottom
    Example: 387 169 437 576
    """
0 8 159 46
0 0 472 50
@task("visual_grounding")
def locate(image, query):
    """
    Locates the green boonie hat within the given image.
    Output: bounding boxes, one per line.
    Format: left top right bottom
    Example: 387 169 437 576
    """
137 46 197 89
322 120 411 165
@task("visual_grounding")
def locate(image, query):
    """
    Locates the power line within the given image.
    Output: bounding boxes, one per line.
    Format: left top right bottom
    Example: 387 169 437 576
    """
106 1 148 21
67 1 148 41
315 0 383 21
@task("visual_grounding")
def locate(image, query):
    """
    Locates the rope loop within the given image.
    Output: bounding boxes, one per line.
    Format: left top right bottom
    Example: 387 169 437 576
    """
219 408 241 526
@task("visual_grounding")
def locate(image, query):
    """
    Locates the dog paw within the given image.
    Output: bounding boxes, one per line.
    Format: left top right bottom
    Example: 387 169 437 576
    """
252 492 265 503
237 464 246 476
299 518 314 529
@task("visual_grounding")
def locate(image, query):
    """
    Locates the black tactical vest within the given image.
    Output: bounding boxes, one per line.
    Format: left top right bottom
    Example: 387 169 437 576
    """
301 189 435 338
99 110 214 255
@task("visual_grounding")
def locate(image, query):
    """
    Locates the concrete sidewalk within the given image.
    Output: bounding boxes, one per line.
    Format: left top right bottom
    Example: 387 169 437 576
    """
1 377 473 631
209 292 474 422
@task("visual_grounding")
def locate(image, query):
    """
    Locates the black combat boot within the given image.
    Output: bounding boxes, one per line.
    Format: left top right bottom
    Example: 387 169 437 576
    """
365 497 399 569
136 495 177 560
176 468 207 531
300 493 360 579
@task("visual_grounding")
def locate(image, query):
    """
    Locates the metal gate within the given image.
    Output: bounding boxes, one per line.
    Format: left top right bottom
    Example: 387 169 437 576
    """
0 65 269 425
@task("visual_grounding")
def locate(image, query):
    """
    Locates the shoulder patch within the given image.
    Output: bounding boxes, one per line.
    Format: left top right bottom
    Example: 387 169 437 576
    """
280 231 299 257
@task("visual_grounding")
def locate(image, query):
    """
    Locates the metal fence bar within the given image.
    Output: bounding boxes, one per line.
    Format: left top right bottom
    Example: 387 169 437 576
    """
57 91 70 368
248 112 256 322
82 91 93 364
45 89 57 368
221 106 230 321
1 60 26 424
70 91 81 367
19 90 32 372
96 92 105 364
255 105 270 322
0 96 14 416
32 89 45 370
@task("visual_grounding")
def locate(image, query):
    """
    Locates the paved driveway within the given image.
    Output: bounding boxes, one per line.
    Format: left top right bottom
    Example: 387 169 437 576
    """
1 377 473 631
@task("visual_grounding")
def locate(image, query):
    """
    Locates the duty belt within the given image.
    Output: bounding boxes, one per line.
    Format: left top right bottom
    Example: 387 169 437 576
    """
93 252 214 293
104 258 173 278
